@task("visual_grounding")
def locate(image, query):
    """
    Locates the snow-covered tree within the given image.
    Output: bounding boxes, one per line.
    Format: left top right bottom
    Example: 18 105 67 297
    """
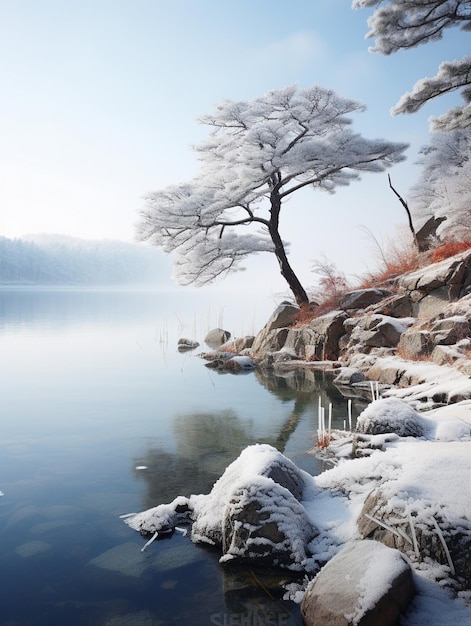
353 0 471 131
410 129 471 241
137 84 407 306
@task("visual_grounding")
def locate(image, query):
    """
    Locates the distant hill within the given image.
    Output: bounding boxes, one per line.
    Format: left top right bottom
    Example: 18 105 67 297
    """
0 234 173 286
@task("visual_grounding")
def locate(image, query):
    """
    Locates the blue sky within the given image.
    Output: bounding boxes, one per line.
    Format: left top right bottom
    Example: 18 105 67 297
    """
0 0 468 294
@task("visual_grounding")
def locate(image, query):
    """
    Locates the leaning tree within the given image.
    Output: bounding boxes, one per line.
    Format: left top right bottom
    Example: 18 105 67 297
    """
353 0 471 131
137 84 408 307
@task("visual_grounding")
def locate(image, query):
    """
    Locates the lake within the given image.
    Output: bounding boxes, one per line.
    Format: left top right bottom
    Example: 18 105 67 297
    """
0 287 367 626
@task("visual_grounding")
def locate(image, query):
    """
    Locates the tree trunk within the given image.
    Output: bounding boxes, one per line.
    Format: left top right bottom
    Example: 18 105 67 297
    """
269 188 309 307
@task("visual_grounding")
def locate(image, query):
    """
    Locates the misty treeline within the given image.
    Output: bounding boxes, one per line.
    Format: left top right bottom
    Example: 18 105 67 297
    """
0 235 169 286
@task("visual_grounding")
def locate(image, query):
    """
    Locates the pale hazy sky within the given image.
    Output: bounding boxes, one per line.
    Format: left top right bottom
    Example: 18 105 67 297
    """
0 0 468 293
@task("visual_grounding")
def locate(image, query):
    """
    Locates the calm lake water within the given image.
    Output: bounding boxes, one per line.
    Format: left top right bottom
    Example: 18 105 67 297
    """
0 287 367 626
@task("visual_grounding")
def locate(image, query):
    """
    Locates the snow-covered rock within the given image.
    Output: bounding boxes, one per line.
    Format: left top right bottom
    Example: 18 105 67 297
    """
317 437 471 590
220 475 317 570
345 314 411 356
333 367 365 386
124 444 318 570
366 355 471 406
301 540 415 626
355 397 424 437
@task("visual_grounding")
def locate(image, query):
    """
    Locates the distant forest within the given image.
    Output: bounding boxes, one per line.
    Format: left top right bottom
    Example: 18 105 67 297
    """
0 235 172 286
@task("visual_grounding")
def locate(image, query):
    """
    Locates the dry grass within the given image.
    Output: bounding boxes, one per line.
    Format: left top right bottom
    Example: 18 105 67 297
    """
428 239 471 263
301 238 471 325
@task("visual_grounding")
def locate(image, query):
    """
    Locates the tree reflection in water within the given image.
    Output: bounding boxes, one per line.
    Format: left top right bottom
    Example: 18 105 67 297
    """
133 368 369 510
133 410 253 509
129 367 369 624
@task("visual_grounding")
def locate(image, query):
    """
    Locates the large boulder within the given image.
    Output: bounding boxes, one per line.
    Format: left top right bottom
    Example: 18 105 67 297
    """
251 327 290 356
253 308 348 362
125 445 318 571
251 302 299 354
367 293 414 318
220 335 255 352
308 310 348 360
430 317 470 345
358 487 471 588
347 315 410 355
397 329 433 359
221 476 317 570
398 250 471 316
282 327 317 360
265 301 301 329
301 540 415 626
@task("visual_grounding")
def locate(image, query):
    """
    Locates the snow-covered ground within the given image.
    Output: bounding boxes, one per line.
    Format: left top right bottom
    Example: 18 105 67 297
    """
309 397 471 625
121 367 471 625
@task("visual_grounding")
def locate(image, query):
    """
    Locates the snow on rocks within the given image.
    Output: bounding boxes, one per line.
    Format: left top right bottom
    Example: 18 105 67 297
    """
220 475 317 570
201 352 256 372
122 401 471 621
366 355 471 408
315 397 471 593
301 540 415 626
124 444 318 571
355 397 424 437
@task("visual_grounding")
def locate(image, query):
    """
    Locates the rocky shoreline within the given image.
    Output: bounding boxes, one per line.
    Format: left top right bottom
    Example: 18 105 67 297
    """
128 250 471 625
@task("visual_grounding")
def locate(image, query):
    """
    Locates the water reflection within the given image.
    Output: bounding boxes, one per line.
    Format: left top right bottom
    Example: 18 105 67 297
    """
0 288 362 626
133 370 370 513
256 367 369 430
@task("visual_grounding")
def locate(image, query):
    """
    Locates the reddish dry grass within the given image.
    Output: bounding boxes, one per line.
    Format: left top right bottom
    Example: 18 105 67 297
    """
293 302 323 326
429 239 471 263
300 238 471 325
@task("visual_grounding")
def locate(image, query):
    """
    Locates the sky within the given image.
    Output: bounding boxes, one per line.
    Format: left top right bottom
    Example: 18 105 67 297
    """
0 0 468 298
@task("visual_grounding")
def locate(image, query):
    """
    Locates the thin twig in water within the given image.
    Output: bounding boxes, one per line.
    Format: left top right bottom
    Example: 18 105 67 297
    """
141 530 159 552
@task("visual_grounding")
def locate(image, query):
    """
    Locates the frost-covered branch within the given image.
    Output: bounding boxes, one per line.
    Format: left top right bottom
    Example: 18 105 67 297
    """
352 0 471 54
137 84 407 305
392 57 471 130
353 1 471 130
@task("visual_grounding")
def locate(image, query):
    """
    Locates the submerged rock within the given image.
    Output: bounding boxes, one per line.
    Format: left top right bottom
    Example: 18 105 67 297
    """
177 338 199 351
